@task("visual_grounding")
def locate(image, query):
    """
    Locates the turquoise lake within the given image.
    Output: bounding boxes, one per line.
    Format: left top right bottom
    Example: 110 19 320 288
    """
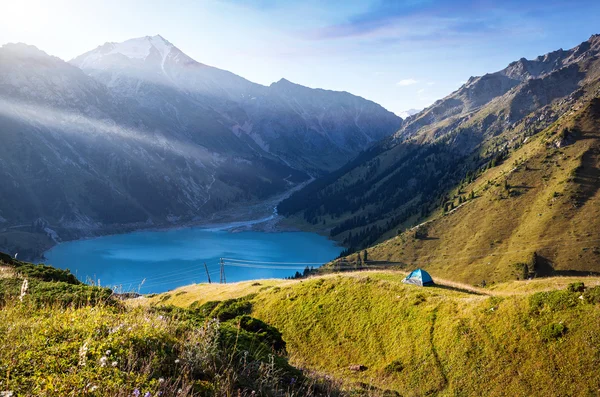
43 227 342 293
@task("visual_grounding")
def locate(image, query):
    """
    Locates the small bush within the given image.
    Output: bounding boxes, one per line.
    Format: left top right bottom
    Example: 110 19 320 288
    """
412 293 426 305
567 282 585 293
14 262 80 284
159 293 171 302
540 323 567 341
529 290 579 314
583 286 600 304
384 359 404 374
211 296 254 321
0 278 113 308
238 315 286 352
194 300 220 316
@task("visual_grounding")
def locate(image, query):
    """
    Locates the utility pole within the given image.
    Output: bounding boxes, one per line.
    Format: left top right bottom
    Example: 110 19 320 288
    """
219 258 226 284
204 262 212 284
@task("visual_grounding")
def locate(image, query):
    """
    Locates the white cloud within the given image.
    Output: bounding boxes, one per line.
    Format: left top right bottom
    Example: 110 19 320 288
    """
417 88 426 94
426 81 435 86
396 78 418 86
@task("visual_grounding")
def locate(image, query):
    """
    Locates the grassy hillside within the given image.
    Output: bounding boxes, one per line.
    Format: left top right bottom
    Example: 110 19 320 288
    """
350 97 600 284
279 36 600 267
0 254 341 396
155 271 600 396
4 253 600 395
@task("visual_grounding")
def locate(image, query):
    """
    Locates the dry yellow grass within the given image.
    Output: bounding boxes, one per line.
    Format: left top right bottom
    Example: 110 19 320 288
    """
0 264 14 279
140 278 295 307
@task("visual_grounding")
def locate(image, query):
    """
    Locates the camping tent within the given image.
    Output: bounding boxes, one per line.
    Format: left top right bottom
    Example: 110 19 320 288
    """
402 268 434 286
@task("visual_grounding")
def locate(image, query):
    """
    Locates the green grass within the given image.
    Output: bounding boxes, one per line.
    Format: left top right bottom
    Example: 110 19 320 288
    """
0 256 344 396
157 271 600 396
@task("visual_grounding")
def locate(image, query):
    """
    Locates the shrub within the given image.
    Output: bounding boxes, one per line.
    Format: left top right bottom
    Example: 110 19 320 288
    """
193 300 220 315
211 297 253 321
159 293 171 302
14 262 80 284
583 286 600 304
0 278 113 308
567 282 585 293
529 290 579 314
540 323 567 341
412 293 426 305
238 315 286 352
384 359 404 374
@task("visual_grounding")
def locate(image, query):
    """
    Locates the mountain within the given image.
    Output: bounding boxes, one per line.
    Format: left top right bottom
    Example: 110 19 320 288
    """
71 35 402 173
279 34 600 282
0 37 401 258
0 43 306 246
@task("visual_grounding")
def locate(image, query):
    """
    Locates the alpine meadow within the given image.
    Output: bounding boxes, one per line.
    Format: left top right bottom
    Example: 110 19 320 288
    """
1 1 600 396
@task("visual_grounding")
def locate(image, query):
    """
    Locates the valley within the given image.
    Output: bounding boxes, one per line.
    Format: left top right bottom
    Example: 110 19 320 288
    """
2 3 600 395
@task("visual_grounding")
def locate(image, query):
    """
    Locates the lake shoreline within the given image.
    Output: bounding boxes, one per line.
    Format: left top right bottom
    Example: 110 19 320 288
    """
43 220 342 293
36 178 339 263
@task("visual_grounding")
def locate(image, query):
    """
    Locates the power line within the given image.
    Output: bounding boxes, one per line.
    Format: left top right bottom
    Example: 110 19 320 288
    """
224 262 309 270
223 258 324 265
110 234 600 292
110 262 220 287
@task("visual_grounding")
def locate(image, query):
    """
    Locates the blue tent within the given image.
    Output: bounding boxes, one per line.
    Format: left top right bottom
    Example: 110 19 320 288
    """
402 268 434 286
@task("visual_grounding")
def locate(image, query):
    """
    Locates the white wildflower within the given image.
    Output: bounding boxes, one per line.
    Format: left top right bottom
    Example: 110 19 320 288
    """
158 377 165 384
174 359 180 364
19 279 28 302
111 361 118 367
1 391 15 397
78 341 89 366
90 385 98 392
99 356 108 367
105 350 111 356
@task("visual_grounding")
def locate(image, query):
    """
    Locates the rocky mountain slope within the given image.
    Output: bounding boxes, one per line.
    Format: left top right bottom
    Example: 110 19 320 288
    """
279 35 600 280
345 97 600 284
0 37 400 258
71 35 401 174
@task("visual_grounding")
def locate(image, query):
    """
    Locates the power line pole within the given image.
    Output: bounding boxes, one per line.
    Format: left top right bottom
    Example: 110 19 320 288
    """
204 262 212 284
219 258 226 284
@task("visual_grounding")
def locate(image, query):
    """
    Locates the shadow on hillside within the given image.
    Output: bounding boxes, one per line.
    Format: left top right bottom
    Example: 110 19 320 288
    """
572 146 600 208
430 283 486 296
535 254 600 278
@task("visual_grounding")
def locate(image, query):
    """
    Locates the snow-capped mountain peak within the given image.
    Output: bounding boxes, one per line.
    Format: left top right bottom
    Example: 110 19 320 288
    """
398 108 421 119
71 35 177 70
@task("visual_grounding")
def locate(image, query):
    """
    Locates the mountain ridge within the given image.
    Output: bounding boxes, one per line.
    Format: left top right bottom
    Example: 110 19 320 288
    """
0 37 401 259
280 34 600 282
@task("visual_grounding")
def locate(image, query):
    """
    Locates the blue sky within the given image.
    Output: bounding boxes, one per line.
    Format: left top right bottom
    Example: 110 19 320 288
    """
1 0 599 115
